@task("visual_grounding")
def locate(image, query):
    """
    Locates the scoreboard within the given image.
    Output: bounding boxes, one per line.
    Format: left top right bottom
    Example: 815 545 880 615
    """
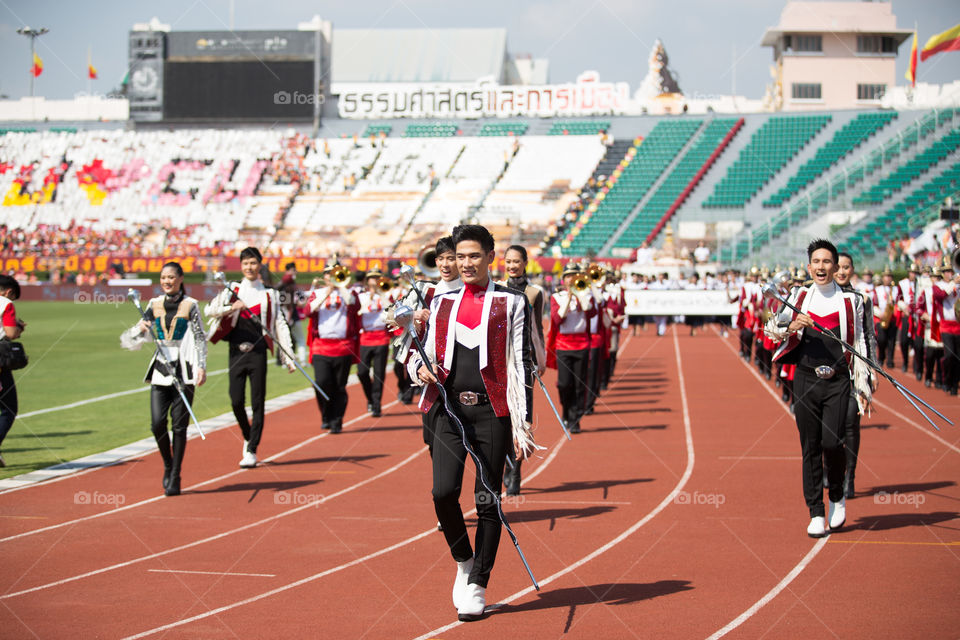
128 29 323 123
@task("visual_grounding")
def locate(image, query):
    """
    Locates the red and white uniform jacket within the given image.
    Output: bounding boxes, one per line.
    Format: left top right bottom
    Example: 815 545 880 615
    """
206 279 294 366
897 277 918 336
546 289 595 368
358 290 395 347
407 279 537 456
917 282 951 347
938 281 959 337
588 286 609 352
305 286 361 360
872 284 899 325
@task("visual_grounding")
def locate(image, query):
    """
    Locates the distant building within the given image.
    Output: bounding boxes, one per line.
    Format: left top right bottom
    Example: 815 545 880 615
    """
761 1 912 111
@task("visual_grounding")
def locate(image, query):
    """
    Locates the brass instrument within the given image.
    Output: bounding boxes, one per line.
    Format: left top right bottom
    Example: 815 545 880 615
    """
880 302 895 329
586 263 605 283
330 263 351 285
417 244 440 280
952 247 960 273
571 274 591 291
375 276 394 294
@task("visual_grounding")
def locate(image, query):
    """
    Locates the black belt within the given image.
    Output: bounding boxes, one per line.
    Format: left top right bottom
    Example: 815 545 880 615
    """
797 364 848 380
452 390 489 406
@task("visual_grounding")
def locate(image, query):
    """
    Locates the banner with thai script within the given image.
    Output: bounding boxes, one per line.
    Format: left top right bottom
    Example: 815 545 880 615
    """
334 71 630 119
625 290 738 316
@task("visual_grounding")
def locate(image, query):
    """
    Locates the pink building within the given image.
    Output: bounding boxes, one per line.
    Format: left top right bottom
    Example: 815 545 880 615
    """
762 1 913 111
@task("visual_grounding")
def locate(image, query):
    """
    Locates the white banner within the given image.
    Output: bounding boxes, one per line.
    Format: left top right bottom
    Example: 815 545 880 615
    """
334 71 630 120
626 290 738 316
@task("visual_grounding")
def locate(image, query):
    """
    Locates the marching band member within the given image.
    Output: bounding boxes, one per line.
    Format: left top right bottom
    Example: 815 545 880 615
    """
584 270 608 415
357 270 395 417
407 237 463 453
766 240 872 537
304 263 361 433
835 253 879 499
547 263 593 434
0 275 24 467
602 271 627 386
917 267 945 389
122 263 206 495
873 268 899 368
500 244 545 496
207 247 295 468
409 224 535 621
938 263 960 396
896 264 919 374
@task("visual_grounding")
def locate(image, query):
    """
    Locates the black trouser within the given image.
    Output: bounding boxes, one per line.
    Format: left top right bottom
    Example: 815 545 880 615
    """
504 381 534 493
924 345 944 386
604 349 618 387
556 348 588 425
942 332 960 393
423 400 442 451
913 333 925 378
739 328 754 360
843 391 861 483
794 369 848 517
150 383 194 477
394 345 414 403
312 353 352 426
0 367 17 448
875 321 897 367
432 399 510 589
358 344 388 409
229 347 267 453
586 346 603 411
898 321 912 370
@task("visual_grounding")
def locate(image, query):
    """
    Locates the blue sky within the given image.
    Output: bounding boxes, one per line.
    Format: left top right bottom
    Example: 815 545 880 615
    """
1 0 958 100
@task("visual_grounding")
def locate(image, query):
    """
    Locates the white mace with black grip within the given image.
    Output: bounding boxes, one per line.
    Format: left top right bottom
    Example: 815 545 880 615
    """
393 291 540 592
212 272 329 401
127 289 206 439
761 283 953 431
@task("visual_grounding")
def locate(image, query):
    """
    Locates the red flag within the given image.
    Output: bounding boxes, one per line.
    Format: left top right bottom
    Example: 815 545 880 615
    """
905 30 917 87
30 52 43 78
88 64 98 80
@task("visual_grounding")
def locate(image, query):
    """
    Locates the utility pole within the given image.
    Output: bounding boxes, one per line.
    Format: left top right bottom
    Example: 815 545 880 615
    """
16 26 48 98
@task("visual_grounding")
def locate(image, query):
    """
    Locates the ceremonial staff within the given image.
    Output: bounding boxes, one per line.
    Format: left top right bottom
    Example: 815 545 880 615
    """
212 272 329 401
395 265 540 591
127 289 206 439
762 282 953 431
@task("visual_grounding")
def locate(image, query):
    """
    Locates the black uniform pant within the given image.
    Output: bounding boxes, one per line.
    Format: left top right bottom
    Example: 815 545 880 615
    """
924 345 944 386
843 390 861 482
394 345 414 403
913 333 925 378
432 399 510 589
229 347 267 453
358 344 388 409
312 353 352 425
875 321 897 367
556 348 588 425
794 369 848 517
739 328 754 360
0 368 17 448
150 383 194 475
423 400 442 451
586 346 603 411
942 332 960 393
898 321 912 370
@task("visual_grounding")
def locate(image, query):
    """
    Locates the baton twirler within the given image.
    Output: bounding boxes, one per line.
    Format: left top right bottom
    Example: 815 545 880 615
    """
762 283 953 431
212 272 329 401
394 296 540 591
127 289 206 439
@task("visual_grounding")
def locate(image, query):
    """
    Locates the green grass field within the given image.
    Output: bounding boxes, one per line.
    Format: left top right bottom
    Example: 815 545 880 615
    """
1 301 313 480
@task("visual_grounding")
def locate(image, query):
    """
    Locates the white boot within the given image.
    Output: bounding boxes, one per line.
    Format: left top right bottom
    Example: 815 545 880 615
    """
457 583 486 621
807 516 827 538
452 558 474 609
829 497 846 531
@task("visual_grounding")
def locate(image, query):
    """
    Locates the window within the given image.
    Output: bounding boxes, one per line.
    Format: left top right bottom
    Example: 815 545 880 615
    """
857 84 886 101
857 35 897 53
792 83 822 100
794 35 822 52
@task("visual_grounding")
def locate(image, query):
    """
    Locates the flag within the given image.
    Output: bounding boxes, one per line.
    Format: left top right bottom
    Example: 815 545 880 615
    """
905 29 917 86
87 47 97 79
920 23 960 62
30 52 43 77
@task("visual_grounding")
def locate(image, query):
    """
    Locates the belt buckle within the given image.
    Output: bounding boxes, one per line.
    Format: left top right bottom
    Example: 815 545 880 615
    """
458 391 479 406
238 342 255 353
814 365 835 379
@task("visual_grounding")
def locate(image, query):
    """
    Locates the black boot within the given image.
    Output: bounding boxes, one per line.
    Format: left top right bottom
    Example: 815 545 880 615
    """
330 418 343 434
156 431 173 493
371 402 382 418
843 472 855 499
165 431 186 497
504 458 522 496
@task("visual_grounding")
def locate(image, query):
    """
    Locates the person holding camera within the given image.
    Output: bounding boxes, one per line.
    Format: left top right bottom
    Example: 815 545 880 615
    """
0 275 25 467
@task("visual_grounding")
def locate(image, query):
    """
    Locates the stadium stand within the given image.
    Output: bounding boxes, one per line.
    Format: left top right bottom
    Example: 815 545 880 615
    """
548 120 611 136
703 114 831 208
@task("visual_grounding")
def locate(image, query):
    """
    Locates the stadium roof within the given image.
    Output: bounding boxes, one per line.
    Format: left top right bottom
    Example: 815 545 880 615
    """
331 28 507 84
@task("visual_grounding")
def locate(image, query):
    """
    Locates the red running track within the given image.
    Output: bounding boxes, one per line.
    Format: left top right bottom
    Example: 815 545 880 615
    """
0 328 957 639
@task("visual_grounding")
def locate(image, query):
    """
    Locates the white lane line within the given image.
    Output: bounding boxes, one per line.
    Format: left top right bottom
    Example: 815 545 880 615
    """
717 456 799 461
17 369 230 418
872 398 960 455
1 444 425 600
410 326 696 640
120 433 571 640
709 328 831 639
147 570 276 578
705 538 830 640
0 394 393 542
